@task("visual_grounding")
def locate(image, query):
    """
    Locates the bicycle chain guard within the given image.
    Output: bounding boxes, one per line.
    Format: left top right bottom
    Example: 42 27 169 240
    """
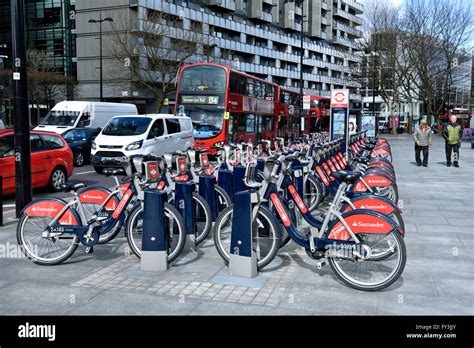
80 229 100 247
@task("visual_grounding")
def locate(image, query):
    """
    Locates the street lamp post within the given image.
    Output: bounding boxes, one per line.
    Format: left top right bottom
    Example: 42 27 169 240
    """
298 0 305 135
11 0 32 216
88 14 113 102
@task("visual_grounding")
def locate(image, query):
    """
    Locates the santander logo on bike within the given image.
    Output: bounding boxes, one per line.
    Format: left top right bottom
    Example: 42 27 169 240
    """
81 194 104 200
360 204 388 210
31 206 57 213
351 221 385 228
112 191 131 219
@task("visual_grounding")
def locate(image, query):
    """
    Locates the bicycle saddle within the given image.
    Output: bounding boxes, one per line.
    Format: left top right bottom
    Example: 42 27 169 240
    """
331 170 362 184
61 182 87 192
103 168 126 176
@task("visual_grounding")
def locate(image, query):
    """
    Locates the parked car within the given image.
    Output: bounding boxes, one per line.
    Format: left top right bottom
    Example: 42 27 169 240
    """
91 114 194 173
34 101 138 134
62 127 100 167
0 129 74 196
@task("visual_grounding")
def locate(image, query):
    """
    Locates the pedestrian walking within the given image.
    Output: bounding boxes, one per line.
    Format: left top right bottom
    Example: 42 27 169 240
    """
413 118 432 167
442 115 463 167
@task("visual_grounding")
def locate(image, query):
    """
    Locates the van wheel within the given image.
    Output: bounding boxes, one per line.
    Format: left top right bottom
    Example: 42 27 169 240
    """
74 152 84 167
93 166 104 174
49 167 67 192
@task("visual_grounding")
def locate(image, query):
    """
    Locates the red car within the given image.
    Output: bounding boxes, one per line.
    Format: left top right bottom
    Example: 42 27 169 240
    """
0 129 74 196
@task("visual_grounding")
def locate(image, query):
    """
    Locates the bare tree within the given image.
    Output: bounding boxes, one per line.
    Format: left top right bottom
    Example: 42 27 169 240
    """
108 11 203 112
27 49 70 124
353 0 404 136
402 0 474 125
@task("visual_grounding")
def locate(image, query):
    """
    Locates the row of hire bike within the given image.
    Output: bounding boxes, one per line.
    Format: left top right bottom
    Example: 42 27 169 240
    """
17 131 406 291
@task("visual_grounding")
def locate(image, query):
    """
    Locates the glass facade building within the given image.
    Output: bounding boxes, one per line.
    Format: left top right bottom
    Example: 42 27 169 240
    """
0 0 76 76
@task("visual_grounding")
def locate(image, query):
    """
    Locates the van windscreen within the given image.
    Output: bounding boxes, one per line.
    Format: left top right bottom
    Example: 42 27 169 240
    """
40 110 81 126
102 117 151 136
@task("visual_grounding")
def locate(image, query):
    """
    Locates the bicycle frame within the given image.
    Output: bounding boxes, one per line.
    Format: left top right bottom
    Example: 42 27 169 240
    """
42 180 139 245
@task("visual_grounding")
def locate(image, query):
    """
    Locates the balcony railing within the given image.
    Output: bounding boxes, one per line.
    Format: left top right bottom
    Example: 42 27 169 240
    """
206 0 236 12
341 0 364 14
333 20 363 38
333 8 363 26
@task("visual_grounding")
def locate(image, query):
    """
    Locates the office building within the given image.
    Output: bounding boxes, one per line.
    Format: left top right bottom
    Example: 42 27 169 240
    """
75 0 364 112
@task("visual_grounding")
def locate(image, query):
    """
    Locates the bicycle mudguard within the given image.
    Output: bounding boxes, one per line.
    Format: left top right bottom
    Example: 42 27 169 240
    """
353 172 395 192
370 149 391 158
365 168 396 181
77 186 119 211
340 194 401 215
368 162 394 172
23 197 81 225
326 209 399 241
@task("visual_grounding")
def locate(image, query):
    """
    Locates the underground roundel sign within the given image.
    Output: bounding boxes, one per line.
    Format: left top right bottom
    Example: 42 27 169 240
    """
331 90 349 108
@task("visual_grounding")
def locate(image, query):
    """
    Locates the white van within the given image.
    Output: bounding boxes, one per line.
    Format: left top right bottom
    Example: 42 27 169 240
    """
34 101 138 134
91 114 194 173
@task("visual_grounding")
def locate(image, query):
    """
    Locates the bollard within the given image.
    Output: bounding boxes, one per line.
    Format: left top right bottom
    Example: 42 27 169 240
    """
141 189 168 271
199 174 217 221
232 165 247 195
174 181 196 251
0 176 3 227
229 191 257 278
218 169 234 202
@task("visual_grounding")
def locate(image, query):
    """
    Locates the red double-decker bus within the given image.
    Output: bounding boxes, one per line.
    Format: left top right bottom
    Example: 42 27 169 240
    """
307 95 331 133
175 63 278 149
437 108 472 129
277 87 301 141
175 63 331 148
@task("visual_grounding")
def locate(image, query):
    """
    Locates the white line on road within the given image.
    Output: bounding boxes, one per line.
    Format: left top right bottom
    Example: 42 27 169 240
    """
74 170 95 175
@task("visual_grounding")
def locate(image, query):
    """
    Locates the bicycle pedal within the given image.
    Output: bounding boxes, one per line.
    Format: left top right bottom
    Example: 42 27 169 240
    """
85 247 94 254
317 261 327 269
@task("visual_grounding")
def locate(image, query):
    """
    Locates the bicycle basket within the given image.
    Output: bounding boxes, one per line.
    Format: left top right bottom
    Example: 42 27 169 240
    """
200 153 210 168
174 155 189 175
143 161 160 183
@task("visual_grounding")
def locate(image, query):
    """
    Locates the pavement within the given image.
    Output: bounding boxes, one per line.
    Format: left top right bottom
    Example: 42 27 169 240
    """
0 133 473 315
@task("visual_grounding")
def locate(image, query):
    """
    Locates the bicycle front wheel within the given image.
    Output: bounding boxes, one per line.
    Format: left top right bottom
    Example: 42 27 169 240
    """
213 205 281 270
303 174 324 212
328 230 406 291
125 202 186 263
169 192 212 246
17 214 79 265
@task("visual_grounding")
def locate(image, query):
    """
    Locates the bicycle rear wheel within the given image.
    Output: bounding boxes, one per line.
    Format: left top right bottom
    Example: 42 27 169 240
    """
214 185 232 213
213 205 281 270
17 213 79 265
328 230 406 291
125 202 186 263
